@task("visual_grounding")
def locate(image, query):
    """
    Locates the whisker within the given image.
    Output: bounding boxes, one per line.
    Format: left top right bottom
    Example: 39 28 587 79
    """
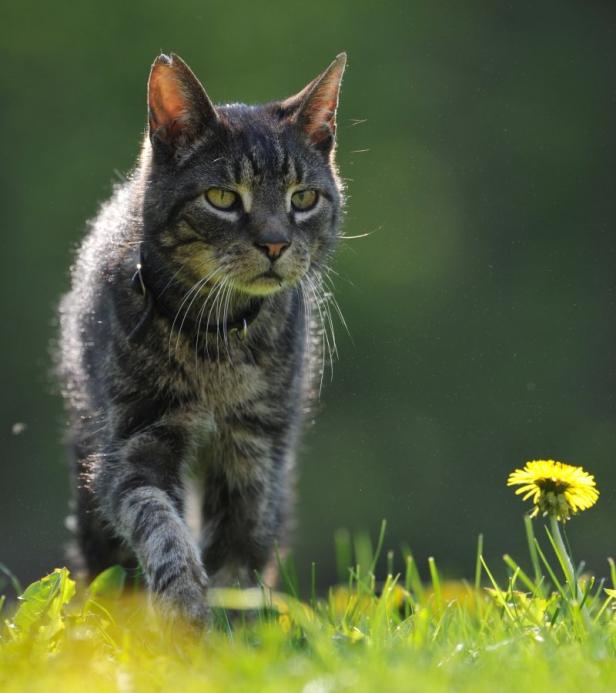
339 224 382 241
194 281 222 369
169 277 209 361
204 278 228 360
159 262 189 297
320 273 352 343
194 272 228 367
313 274 343 378
194 294 207 372
298 281 315 383
305 275 332 391
168 267 223 361
214 279 225 361
172 268 223 360
316 280 339 361
221 280 234 363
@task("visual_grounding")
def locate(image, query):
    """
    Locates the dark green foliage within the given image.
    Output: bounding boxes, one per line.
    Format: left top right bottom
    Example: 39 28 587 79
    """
1 0 615 588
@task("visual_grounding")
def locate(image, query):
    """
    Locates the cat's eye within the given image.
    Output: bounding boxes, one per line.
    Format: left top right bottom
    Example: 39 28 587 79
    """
291 189 318 212
205 188 238 211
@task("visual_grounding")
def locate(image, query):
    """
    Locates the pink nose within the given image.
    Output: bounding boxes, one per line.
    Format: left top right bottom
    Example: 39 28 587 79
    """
255 241 290 260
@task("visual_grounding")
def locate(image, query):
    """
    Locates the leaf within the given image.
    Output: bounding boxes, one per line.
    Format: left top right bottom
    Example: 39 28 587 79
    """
11 568 75 641
0 562 23 597
88 565 127 601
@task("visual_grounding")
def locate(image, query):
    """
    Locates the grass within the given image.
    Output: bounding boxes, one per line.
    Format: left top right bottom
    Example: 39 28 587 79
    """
2 518 616 692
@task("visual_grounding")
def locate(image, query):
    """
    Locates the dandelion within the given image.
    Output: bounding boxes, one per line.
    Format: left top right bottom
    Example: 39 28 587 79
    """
507 459 598 522
508 459 599 619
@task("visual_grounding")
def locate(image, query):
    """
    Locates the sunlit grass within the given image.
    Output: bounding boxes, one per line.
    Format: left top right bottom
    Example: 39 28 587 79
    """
2 517 616 692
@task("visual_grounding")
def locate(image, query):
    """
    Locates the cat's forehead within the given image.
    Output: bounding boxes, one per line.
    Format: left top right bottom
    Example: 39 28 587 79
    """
215 104 321 185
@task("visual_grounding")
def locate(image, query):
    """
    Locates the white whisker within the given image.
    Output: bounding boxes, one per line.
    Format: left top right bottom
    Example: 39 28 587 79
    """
305 275 331 392
170 267 224 361
221 280 234 363
204 278 228 360
321 273 352 342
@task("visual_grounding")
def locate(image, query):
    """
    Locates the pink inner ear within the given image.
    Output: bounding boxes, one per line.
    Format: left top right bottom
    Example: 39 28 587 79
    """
302 95 337 145
149 65 189 130
297 60 345 146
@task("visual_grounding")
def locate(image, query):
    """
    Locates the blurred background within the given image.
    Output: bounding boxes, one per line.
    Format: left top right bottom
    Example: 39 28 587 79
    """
1 0 615 591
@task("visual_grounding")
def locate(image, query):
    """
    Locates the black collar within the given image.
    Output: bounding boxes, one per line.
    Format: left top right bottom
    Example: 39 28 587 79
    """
130 243 264 340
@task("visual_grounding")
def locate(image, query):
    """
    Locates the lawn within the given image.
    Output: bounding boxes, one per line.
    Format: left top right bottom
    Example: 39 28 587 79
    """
2 505 616 693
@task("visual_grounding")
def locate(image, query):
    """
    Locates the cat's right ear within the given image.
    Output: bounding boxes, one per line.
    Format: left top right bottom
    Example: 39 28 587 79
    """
279 53 347 155
147 53 218 151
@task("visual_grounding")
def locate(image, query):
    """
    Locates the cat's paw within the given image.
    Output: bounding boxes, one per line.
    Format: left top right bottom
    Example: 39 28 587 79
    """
155 590 212 630
152 569 212 629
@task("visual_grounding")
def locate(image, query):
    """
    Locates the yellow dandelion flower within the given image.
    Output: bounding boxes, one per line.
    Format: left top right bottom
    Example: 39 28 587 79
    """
507 459 599 521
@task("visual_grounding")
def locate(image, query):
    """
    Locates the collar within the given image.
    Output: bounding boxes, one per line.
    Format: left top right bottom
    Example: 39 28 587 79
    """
131 243 263 340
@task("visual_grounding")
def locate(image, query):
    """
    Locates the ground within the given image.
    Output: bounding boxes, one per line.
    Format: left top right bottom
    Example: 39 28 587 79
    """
2 520 616 692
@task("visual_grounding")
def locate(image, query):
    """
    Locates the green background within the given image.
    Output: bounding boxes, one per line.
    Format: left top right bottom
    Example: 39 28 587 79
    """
2 0 614 590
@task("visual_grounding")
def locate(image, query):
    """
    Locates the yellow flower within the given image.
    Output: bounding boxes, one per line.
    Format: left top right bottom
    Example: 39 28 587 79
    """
507 459 599 521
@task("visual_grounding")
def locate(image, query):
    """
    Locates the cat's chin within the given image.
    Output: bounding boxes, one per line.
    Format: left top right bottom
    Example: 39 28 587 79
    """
238 279 286 297
236 274 299 297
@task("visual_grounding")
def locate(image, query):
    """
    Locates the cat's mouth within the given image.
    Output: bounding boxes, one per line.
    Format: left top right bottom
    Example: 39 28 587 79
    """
230 252 309 296
258 269 283 282
236 268 290 297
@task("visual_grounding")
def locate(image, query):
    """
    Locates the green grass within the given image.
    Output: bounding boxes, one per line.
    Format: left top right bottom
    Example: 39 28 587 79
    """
2 519 616 692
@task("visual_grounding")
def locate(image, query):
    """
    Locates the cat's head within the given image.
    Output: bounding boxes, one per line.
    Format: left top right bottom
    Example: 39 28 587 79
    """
140 53 346 298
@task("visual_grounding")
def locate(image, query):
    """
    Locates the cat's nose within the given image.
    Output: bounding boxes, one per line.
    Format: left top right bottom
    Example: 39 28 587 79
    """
255 241 290 260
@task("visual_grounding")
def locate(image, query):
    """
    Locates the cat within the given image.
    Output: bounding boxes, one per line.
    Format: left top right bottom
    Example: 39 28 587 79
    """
58 52 347 624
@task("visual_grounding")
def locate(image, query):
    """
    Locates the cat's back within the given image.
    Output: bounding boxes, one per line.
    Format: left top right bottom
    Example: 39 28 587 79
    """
58 181 138 414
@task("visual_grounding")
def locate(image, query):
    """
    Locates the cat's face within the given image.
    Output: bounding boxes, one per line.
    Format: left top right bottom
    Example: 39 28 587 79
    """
142 54 346 298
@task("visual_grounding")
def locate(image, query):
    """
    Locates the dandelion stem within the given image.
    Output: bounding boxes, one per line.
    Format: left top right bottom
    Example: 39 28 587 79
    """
524 515 542 589
549 516 591 628
549 517 576 594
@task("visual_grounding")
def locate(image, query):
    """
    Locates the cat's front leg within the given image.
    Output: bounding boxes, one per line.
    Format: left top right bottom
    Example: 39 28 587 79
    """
201 420 295 584
94 427 210 625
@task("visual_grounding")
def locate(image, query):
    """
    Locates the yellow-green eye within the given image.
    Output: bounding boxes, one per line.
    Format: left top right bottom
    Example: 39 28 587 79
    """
291 189 318 211
205 188 238 210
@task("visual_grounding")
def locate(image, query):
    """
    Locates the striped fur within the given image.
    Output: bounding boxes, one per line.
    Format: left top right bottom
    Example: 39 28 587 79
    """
57 53 346 623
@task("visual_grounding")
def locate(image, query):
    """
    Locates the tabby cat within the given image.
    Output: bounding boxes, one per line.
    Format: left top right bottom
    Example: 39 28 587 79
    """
58 52 346 623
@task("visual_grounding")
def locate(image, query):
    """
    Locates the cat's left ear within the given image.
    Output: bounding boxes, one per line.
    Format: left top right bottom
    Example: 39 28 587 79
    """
147 53 218 151
281 53 347 155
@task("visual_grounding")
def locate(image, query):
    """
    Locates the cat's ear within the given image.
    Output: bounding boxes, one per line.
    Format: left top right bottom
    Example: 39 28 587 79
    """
147 53 218 150
281 53 347 154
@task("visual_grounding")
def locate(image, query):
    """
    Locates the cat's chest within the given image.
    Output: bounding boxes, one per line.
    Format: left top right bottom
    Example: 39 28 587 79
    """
185 358 269 465
198 357 267 410
167 331 269 406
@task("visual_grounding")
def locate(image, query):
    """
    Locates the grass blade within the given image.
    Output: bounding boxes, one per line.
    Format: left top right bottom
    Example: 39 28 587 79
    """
474 534 484 592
